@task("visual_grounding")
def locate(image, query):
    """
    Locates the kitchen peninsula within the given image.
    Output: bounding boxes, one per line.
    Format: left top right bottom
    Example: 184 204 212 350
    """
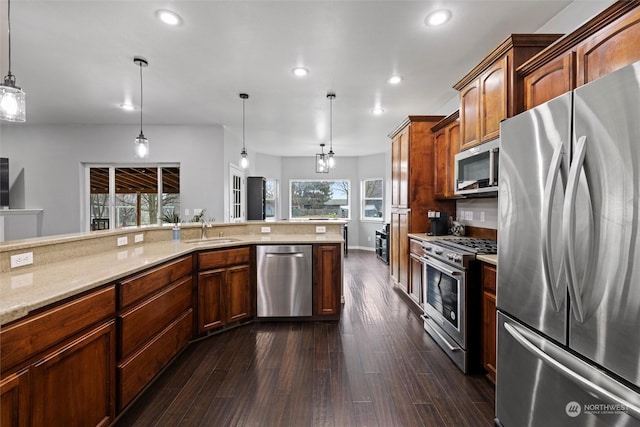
0 221 344 425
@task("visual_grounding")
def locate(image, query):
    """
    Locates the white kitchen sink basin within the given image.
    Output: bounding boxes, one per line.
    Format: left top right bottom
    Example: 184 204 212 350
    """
185 238 240 245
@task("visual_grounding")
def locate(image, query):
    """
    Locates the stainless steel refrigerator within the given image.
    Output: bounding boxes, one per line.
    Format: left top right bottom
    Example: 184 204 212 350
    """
497 60 640 426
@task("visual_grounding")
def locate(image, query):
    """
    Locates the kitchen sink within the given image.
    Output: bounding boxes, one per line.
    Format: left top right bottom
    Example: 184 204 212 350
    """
185 238 240 245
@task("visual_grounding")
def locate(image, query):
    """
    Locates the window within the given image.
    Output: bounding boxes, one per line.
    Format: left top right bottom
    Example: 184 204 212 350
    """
290 180 350 220
86 164 180 230
361 178 383 221
265 178 278 220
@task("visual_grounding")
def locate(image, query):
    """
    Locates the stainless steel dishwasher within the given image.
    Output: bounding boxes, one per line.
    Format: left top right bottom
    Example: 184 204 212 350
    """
256 245 313 317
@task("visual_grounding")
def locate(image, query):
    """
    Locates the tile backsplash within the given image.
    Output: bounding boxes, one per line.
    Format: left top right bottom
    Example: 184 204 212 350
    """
456 198 498 230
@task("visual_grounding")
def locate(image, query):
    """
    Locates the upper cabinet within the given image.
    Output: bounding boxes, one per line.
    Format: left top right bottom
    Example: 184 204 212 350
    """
432 111 460 200
454 34 562 150
520 1 640 110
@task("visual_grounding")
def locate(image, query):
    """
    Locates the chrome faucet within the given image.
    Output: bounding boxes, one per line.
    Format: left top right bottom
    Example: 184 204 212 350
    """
201 220 212 239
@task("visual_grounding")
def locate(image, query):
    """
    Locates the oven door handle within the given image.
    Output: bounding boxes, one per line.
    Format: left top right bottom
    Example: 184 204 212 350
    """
420 256 461 277
420 315 461 352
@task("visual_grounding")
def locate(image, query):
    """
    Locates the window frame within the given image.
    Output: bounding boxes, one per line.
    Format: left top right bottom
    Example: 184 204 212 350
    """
360 178 384 222
83 163 180 231
289 179 351 220
265 178 279 221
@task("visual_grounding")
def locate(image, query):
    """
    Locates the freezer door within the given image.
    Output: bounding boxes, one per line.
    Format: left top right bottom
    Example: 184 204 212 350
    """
496 312 640 427
569 61 640 387
498 93 571 343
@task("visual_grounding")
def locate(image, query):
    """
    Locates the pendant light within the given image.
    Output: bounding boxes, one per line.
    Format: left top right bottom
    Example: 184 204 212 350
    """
316 143 329 174
0 0 26 122
133 57 149 158
327 93 336 168
239 93 249 169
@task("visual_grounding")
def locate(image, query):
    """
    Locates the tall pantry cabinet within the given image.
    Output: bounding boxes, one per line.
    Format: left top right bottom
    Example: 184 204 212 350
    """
389 116 455 292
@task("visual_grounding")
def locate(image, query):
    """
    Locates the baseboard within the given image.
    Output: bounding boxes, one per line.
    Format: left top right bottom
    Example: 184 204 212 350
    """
348 246 375 252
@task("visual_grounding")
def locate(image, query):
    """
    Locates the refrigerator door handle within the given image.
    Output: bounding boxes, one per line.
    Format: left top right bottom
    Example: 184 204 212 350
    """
504 321 640 420
541 143 565 312
563 135 588 323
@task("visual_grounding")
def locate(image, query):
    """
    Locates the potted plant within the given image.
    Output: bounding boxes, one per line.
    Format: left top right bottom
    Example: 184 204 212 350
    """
160 212 181 240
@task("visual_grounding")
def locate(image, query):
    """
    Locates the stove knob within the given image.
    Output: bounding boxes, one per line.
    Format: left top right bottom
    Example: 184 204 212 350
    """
434 248 443 255
447 253 454 260
424 245 432 251
455 254 463 262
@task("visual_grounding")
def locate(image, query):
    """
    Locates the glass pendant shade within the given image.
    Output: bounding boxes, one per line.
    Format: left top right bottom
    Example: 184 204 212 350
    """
240 147 249 168
327 149 335 168
0 78 26 122
316 144 329 173
134 132 149 159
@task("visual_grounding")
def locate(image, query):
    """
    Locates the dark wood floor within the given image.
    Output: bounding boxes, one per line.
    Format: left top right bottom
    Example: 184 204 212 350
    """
115 250 495 427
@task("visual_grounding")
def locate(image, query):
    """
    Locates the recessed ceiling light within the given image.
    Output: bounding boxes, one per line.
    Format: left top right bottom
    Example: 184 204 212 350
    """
372 108 385 115
425 9 451 27
156 9 182 26
292 67 309 77
120 103 137 111
387 75 403 85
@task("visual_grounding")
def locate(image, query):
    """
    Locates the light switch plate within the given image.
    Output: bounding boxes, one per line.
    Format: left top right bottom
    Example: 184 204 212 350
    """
134 234 144 243
261 226 271 233
316 226 326 233
117 236 128 246
465 211 473 221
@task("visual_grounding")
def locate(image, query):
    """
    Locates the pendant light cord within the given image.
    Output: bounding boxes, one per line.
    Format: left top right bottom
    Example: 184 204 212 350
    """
6 0 12 76
139 62 143 134
329 95 333 151
242 97 246 150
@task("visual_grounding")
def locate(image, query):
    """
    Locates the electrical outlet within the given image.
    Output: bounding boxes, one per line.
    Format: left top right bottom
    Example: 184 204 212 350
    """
261 226 271 233
184 209 190 216
465 211 473 221
316 226 326 233
480 211 486 222
194 208 202 215
367 236 371 242
10 252 33 268
134 234 144 243
117 236 128 246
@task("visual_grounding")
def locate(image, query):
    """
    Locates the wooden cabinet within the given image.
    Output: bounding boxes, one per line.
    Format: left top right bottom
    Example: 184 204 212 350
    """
0 286 117 427
31 321 116 426
389 116 455 290
313 244 342 317
117 256 193 411
408 239 424 305
520 2 640 109
454 34 562 149
197 247 252 332
432 111 460 199
481 263 497 383
0 369 29 427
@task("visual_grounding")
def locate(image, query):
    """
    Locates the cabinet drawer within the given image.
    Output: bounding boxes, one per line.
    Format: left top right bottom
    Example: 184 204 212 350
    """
118 309 192 411
482 263 497 294
119 276 192 359
120 256 192 309
198 247 250 271
0 286 115 374
409 239 423 256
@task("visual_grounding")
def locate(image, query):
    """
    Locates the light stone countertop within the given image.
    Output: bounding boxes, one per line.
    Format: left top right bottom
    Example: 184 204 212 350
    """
477 254 497 265
0 233 343 326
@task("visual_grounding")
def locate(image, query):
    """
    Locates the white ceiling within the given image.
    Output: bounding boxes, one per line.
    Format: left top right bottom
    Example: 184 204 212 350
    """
1 0 576 157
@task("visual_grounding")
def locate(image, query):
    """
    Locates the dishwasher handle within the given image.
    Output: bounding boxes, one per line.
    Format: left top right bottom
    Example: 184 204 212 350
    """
265 252 306 258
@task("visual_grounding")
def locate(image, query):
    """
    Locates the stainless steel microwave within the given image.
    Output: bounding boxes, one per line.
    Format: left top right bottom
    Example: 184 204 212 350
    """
454 139 499 196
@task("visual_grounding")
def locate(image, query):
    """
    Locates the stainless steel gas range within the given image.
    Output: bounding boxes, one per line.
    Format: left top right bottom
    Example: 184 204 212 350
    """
419 237 497 373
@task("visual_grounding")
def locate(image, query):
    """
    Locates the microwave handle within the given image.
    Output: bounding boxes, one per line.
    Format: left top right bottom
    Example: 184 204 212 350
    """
489 147 499 186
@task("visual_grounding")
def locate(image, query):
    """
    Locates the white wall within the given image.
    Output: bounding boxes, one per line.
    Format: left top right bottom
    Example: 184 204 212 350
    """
1 124 225 239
